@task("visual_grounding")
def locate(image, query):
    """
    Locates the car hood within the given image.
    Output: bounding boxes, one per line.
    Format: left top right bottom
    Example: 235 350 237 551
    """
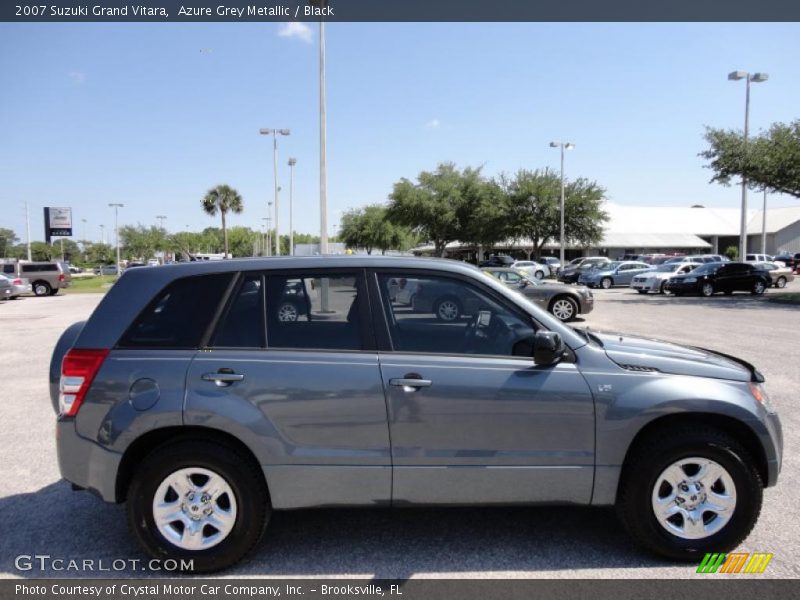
592 331 761 382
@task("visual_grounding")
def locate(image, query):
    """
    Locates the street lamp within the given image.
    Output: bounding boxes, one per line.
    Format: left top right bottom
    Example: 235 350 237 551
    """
549 141 575 267
108 203 124 277
99 224 105 245
728 70 768 259
259 128 291 256
81 218 87 246
288 158 297 256
156 215 167 230
267 202 273 257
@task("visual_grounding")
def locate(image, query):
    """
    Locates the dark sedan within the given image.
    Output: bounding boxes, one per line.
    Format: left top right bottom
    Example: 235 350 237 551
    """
665 262 771 297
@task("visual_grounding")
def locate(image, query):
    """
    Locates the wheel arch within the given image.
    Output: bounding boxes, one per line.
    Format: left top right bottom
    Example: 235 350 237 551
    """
616 412 768 500
115 425 267 503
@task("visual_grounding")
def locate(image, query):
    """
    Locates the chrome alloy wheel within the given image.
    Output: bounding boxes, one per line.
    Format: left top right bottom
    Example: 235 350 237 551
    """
651 457 736 540
753 281 766 295
551 298 575 321
277 303 299 322
152 467 237 551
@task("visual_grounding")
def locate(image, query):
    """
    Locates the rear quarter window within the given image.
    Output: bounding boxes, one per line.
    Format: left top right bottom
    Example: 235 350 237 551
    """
117 273 234 349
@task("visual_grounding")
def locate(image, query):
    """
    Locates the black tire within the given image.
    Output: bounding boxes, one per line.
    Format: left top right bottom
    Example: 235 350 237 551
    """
49 288 60 296
751 280 767 295
659 281 667 294
549 295 579 322
127 440 270 573
434 296 462 322
601 277 613 290
32 281 51 297
534 270 545 280
637 290 647 295
701 282 714 297
775 276 787 289
616 427 762 561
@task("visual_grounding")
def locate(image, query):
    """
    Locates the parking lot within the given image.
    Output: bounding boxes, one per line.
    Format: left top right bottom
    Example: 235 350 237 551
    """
0 285 798 579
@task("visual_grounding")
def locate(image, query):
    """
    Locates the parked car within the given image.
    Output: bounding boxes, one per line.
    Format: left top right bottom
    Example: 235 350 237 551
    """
540 256 562 274
479 254 515 268
0 275 12 300
772 252 800 270
578 261 653 289
665 262 771 297
511 260 550 280
95 265 119 276
558 256 611 283
745 254 774 264
630 262 702 294
0 274 32 299
387 277 421 305
482 267 593 321
147 259 160 267
754 262 794 289
664 254 726 265
50 256 782 571
0 261 71 296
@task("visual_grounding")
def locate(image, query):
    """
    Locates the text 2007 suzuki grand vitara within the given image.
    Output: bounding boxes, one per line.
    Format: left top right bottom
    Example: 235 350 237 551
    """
50 257 782 572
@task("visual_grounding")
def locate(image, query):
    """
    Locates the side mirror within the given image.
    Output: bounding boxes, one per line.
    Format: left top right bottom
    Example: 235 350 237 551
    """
533 331 565 366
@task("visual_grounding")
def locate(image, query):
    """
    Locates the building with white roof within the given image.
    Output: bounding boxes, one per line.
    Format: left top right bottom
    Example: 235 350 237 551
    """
411 203 800 260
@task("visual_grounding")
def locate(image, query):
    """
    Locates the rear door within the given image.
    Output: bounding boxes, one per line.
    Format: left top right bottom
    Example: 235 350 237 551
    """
370 269 595 506
183 269 391 509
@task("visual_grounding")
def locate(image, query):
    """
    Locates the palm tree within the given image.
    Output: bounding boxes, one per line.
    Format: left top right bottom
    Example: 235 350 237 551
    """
201 184 243 258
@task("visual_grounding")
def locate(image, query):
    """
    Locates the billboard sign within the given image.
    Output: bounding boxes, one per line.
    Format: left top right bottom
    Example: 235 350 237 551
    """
44 207 73 241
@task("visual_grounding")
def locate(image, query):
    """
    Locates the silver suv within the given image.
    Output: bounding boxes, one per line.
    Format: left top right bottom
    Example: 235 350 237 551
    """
50 256 782 572
2 261 72 296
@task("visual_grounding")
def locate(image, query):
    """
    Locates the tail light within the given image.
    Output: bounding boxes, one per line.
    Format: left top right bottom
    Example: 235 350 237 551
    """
12 278 22 285
59 349 109 417
59 274 65 282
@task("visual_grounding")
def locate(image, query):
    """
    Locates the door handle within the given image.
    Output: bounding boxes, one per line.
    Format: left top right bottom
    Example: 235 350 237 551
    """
201 371 245 387
389 377 432 391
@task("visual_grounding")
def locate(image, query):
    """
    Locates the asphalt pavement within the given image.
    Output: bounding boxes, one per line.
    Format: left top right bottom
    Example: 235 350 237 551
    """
0 285 797 579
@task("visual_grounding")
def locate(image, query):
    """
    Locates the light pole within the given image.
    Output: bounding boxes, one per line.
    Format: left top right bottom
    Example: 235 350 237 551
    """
156 215 167 230
267 203 273 257
549 141 575 267
259 128 290 256
288 157 297 256
99 224 105 245
761 189 768 254
81 218 87 245
728 70 768 259
108 203 124 276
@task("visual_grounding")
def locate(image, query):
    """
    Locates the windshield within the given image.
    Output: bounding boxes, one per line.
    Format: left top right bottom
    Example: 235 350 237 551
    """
655 263 679 272
603 262 621 270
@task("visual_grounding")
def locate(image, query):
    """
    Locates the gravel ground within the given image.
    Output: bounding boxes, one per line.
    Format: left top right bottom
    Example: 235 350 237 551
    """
0 285 797 579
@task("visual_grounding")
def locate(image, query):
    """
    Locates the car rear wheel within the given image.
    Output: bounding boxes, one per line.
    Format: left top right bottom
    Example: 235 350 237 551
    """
435 297 462 322
775 276 787 289
701 282 714 297
600 277 613 290
32 281 51 297
127 440 269 573
616 427 762 560
751 281 766 295
534 270 545 280
277 302 299 322
549 296 578 322
659 281 668 294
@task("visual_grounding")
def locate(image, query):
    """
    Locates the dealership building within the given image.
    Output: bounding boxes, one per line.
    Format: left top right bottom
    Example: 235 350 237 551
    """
412 203 800 261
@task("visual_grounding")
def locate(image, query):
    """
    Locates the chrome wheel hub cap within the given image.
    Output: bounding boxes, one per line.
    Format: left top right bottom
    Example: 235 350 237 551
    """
153 467 237 550
438 302 458 320
278 304 298 322
552 300 574 320
651 457 736 540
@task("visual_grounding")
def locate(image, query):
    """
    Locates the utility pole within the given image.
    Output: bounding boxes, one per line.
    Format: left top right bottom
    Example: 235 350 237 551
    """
288 158 297 256
259 128 290 256
25 200 32 261
549 141 575 266
108 203 124 277
156 215 167 230
319 21 328 256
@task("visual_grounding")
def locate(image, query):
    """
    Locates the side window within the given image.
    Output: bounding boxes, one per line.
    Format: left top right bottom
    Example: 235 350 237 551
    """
2 265 13 274
213 274 265 348
265 273 364 351
378 274 536 357
118 273 234 349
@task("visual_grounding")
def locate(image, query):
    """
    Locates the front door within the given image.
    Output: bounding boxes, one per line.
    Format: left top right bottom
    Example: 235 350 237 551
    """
371 271 596 505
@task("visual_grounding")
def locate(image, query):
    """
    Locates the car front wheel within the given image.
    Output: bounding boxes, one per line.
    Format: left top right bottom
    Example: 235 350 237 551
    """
701 282 714 297
549 296 578 322
127 440 269 573
534 270 545 280
775 276 787 289
616 427 762 560
600 277 613 289
752 281 766 295
33 281 51 297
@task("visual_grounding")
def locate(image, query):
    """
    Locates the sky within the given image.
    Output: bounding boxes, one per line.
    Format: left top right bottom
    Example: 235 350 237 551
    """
1 22 799 244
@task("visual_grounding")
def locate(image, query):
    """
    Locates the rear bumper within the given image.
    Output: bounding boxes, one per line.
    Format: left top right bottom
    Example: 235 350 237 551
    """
57 419 121 502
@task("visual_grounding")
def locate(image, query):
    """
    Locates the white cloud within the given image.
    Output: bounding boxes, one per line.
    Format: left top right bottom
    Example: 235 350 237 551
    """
277 22 313 44
425 118 441 129
68 71 86 84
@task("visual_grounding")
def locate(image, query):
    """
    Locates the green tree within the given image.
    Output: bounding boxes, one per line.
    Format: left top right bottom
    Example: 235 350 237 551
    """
0 228 19 258
226 226 258 257
201 185 243 257
120 225 169 260
724 245 738 261
30 241 55 261
340 204 415 255
387 163 483 257
83 242 114 265
701 120 800 198
455 178 512 250
503 168 608 258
